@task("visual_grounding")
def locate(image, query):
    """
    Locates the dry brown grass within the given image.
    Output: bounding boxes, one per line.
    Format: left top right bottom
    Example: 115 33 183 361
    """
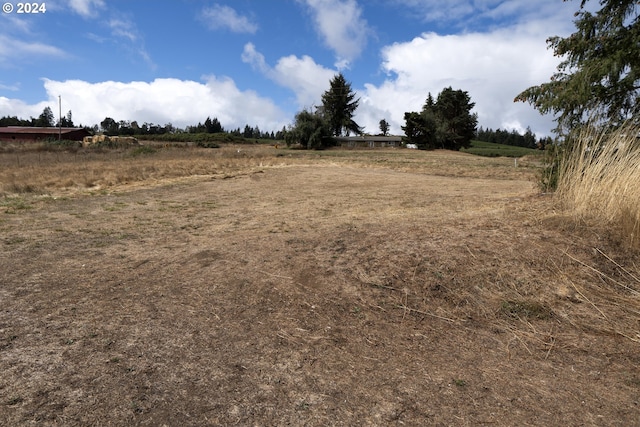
1 143 639 425
556 122 640 247
0 144 289 196
0 143 537 197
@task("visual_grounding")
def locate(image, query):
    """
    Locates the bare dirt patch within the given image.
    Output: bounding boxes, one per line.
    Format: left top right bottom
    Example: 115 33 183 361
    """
1 146 639 425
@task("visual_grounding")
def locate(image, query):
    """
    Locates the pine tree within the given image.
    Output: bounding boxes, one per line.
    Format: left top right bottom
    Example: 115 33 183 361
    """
379 119 390 136
402 88 477 150
35 107 55 127
434 87 478 150
321 73 362 137
516 0 640 132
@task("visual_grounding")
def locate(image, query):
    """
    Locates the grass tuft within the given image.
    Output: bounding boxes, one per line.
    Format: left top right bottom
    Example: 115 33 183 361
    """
500 300 553 320
556 122 640 248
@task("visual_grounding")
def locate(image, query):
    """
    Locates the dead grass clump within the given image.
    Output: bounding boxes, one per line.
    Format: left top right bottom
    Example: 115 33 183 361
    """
555 248 640 343
0 174 46 195
556 122 640 247
499 300 553 320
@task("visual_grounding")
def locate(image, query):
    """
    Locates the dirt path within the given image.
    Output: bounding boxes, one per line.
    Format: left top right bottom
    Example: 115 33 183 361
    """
1 164 638 425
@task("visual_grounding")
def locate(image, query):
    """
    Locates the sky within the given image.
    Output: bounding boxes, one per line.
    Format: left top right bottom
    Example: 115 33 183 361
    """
0 0 586 137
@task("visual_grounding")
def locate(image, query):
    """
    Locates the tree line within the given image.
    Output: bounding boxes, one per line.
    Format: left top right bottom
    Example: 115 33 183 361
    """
9 0 634 155
0 108 288 141
476 127 552 150
0 87 548 151
285 75 480 150
0 107 74 128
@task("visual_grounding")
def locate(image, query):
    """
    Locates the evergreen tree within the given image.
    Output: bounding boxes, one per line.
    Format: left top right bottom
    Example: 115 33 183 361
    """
434 87 478 150
401 112 433 149
379 119 390 136
0 116 28 126
64 111 74 127
420 92 441 147
523 127 537 148
35 107 55 127
204 117 223 133
321 73 362 136
516 0 640 132
100 117 119 135
402 88 477 150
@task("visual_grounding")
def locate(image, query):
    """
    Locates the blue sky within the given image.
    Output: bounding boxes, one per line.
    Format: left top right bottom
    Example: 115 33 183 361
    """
1 0 584 136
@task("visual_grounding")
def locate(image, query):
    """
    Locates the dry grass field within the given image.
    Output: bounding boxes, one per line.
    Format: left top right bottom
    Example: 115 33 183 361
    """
1 143 639 425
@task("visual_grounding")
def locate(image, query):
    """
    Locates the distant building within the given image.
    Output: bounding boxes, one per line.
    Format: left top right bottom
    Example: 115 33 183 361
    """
335 135 402 148
0 126 91 142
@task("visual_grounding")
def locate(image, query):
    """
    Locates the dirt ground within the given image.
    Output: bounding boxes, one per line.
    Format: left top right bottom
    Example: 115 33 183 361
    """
1 146 639 426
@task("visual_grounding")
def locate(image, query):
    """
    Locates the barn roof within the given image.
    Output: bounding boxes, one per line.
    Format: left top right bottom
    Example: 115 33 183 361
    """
335 135 402 142
0 126 87 135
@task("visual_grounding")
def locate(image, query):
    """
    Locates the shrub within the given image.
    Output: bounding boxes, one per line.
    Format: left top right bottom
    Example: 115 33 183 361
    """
538 143 561 192
195 141 220 148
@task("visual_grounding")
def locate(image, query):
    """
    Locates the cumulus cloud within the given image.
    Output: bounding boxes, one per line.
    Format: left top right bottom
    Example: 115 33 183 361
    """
68 0 105 18
242 43 336 109
200 4 258 34
1 77 290 131
299 0 370 69
350 0 585 136
355 24 563 137
241 43 269 74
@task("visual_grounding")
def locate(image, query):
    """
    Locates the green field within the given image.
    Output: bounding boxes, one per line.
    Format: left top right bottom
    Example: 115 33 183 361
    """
461 140 542 157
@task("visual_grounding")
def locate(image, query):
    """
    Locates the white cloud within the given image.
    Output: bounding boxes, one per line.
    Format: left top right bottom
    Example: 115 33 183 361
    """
241 43 269 74
393 0 579 29
272 55 336 108
0 35 68 64
68 0 105 18
242 43 336 109
103 15 155 69
200 4 258 34
109 18 138 42
0 13 67 68
0 77 290 131
0 82 19 91
355 24 564 137
299 0 370 69
0 13 33 34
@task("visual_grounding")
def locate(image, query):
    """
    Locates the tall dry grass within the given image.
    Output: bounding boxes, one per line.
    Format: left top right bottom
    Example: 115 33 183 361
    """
556 122 640 247
0 144 291 196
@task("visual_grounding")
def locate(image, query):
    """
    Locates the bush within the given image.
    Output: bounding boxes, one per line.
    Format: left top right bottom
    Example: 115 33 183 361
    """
195 141 220 148
538 144 561 192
